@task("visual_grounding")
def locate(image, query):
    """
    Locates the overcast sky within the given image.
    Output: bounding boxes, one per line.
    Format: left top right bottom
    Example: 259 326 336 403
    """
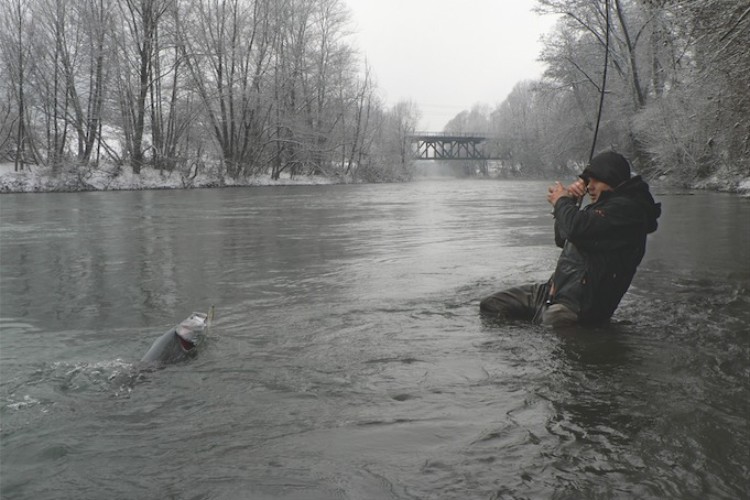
344 0 557 131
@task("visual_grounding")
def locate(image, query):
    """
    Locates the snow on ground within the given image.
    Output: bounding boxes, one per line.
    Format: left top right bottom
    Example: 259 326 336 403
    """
0 162 340 194
692 173 750 196
1 162 747 195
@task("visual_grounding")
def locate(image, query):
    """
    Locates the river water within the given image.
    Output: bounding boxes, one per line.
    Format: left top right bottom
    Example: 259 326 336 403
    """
1 179 748 499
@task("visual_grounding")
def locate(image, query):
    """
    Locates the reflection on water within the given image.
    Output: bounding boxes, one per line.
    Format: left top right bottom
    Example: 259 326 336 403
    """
1 181 748 499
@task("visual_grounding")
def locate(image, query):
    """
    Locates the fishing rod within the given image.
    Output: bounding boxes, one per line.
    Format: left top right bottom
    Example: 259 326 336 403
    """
578 0 611 208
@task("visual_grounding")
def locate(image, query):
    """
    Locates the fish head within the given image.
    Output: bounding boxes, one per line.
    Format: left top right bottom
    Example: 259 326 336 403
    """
174 312 209 353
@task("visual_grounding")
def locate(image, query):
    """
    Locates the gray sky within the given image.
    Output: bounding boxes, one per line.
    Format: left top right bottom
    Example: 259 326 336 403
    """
345 0 556 131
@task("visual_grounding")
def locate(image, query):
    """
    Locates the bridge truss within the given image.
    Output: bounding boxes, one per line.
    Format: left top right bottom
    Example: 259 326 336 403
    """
409 132 488 161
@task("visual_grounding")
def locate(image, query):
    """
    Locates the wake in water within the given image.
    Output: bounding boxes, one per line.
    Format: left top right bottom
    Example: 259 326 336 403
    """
3 359 142 414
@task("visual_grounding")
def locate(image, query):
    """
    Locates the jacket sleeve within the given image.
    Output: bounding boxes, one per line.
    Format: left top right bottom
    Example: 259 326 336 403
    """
553 216 566 248
553 196 643 248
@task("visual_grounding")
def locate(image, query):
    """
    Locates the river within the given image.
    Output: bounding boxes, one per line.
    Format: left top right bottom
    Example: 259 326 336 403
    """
1 179 748 499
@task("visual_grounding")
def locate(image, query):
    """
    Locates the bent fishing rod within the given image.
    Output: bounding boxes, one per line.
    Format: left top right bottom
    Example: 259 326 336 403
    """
578 0 611 208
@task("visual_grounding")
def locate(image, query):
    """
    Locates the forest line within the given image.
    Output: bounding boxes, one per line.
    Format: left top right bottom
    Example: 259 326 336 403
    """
1 0 747 189
1 0 420 185
445 0 749 188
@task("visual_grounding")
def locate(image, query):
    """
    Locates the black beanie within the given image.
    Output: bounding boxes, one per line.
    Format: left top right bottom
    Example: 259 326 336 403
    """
580 151 631 188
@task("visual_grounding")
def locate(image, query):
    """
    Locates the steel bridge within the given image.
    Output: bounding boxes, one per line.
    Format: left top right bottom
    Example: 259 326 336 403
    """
409 132 493 161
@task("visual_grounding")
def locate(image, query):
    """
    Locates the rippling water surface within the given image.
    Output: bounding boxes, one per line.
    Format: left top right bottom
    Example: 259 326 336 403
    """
1 180 748 499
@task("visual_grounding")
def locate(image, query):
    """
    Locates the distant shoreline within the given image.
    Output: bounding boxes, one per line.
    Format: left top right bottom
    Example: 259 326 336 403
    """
1 163 748 195
0 163 344 194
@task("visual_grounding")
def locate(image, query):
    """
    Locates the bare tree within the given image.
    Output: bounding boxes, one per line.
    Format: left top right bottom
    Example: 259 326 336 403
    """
380 100 419 177
180 0 276 179
344 59 376 175
149 2 199 173
44 0 111 166
444 103 491 135
628 0 749 179
30 0 67 170
1 0 38 170
113 0 173 174
0 78 15 161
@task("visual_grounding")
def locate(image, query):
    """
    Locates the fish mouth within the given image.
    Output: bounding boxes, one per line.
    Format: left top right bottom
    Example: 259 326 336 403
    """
177 334 196 351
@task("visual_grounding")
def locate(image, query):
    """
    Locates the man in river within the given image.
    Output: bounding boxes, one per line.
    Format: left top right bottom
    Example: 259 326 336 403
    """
480 151 661 327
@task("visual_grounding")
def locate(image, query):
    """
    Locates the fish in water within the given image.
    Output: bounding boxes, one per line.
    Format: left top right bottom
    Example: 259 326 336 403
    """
141 312 208 365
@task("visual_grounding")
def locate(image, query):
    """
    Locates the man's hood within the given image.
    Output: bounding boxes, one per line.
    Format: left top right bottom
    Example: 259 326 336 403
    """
613 175 661 233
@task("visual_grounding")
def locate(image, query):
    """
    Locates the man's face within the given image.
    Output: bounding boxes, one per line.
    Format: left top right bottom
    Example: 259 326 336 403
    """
587 177 613 203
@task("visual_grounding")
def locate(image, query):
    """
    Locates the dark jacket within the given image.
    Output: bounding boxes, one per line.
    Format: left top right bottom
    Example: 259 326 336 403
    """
549 176 661 324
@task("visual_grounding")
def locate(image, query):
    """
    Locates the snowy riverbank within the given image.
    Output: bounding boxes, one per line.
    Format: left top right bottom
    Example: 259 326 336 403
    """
1 162 748 195
0 163 341 194
690 174 750 196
